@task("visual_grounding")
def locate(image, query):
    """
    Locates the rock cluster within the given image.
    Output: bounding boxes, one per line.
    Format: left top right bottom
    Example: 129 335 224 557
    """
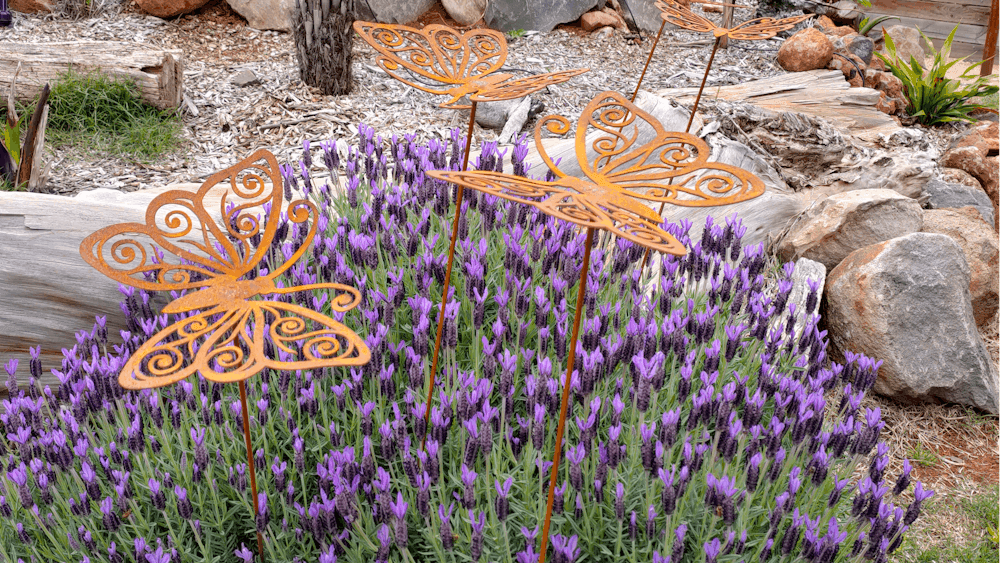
777 17 908 115
774 122 999 413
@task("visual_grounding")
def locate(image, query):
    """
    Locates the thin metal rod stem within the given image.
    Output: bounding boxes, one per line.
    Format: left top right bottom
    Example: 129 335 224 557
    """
537 227 594 563
631 20 667 102
422 100 478 449
685 36 721 133
639 37 722 271
239 380 264 561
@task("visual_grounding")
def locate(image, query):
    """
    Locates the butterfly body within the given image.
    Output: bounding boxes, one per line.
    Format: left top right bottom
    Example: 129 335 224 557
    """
80 149 370 390
161 277 276 314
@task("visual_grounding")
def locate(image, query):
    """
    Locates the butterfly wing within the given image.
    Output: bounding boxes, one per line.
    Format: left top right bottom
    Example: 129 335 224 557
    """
564 91 765 207
81 150 283 292
725 14 814 41
655 0 719 34
353 22 506 96
426 170 685 255
468 68 590 104
119 284 370 389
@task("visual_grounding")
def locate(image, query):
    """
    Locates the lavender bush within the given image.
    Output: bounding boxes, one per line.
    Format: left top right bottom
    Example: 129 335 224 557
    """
0 125 931 563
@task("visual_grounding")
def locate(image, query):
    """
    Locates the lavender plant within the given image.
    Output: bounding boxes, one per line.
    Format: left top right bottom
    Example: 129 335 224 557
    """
0 126 930 563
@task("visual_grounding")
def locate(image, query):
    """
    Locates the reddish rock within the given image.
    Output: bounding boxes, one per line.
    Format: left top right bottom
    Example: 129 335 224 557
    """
816 15 837 31
581 9 623 32
941 167 984 191
777 28 834 72
921 208 1000 327
952 121 999 155
826 25 856 38
942 146 1000 231
828 52 866 87
868 56 886 71
600 7 628 31
135 0 211 17
10 0 52 12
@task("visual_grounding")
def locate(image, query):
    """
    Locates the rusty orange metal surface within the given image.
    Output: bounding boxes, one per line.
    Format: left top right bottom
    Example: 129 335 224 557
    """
80 149 371 562
426 90 764 255
430 90 766 563
81 149 370 389
353 21 589 109
656 0 813 40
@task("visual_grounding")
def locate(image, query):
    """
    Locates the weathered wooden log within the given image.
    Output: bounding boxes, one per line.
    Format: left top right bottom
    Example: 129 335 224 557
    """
0 41 183 109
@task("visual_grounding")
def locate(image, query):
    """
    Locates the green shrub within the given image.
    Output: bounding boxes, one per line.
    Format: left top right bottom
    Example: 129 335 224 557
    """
877 25 999 125
43 70 183 159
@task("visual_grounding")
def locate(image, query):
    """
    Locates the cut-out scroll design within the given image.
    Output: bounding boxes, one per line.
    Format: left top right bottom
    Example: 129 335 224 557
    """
427 90 765 254
80 149 371 563
353 22 589 109
656 0 814 39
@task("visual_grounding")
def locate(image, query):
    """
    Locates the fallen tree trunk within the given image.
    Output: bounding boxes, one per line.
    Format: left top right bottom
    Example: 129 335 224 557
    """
0 41 184 109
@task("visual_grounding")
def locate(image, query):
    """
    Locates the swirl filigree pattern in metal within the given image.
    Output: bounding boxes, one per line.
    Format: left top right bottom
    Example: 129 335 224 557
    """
426 90 765 255
656 0 813 39
80 149 371 390
352 21 589 109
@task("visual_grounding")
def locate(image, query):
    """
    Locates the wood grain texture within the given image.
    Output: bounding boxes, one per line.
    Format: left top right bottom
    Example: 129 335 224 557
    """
0 41 184 109
981 0 998 75
656 69 902 143
870 0 992 24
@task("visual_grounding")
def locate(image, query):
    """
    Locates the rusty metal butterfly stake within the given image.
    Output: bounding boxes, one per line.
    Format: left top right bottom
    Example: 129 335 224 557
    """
427 90 765 563
633 0 813 130
80 150 371 562
353 21 588 445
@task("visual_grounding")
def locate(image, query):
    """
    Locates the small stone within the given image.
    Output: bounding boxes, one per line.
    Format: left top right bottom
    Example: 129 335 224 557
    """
134 0 210 17
232 69 261 87
847 35 874 65
941 167 984 191
226 0 296 32
777 28 834 72
828 52 866 87
880 25 926 65
825 25 856 38
581 9 622 32
923 178 995 227
942 146 1000 230
442 0 487 26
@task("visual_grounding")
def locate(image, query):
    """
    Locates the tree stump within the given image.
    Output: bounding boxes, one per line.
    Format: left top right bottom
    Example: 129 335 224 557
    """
293 0 356 96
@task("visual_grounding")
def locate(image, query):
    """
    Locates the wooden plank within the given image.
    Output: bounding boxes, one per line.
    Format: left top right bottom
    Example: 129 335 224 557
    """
0 41 183 109
868 15 985 43
868 0 991 26
875 0 992 9
983 0 999 75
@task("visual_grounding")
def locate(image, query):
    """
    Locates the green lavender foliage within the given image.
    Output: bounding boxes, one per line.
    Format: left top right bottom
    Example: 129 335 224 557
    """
0 129 928 563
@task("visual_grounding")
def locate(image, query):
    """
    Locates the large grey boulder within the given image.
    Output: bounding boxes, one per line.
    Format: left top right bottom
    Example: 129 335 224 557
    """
920 208 999 328
825 233 999 414
775 189 923 271
924 177 995 227
485 0 598 32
